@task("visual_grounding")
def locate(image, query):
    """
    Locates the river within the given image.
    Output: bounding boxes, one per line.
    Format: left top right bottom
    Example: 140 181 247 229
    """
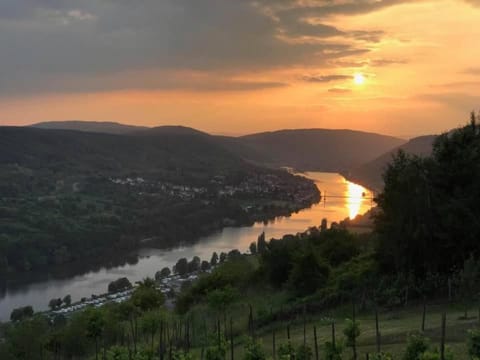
0 172 372 321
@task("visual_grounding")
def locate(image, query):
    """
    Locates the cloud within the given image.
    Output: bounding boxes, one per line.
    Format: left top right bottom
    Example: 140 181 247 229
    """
328 87 352 93
303 74 352 83
463 67 480 75
0 0 421 97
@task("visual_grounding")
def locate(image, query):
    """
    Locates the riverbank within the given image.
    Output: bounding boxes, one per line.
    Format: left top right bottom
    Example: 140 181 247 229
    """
0 172 370 322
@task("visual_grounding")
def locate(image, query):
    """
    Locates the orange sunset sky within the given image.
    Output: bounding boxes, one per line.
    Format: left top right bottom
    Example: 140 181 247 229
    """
1 0 480 137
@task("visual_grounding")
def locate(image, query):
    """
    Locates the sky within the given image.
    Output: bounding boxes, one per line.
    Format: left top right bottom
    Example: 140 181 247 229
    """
1 0 480 137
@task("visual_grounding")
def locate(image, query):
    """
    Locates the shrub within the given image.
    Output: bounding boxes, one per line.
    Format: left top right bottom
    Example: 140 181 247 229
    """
468 329 480 358
278 342 295 359
296 344 313 360
323 341 343 360
243 337 266 360
403 333 429 360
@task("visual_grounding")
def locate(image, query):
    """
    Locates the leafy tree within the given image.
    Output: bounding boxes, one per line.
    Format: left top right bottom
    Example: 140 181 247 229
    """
243 337 266 360
49 298 62 310
403 333 429 360
278 343 295 359
201 260 211 271
155 267 171 280
343 319 360 360
210 252 219 266
5 315 49 360
63 294 72 306
86 309 105 360
108 277 132 293
219 252 227 263
188 256 201 272
174 258 189 276
249 241 257 255
321 218 328 231
296 344 313 360
323 340 343 360
468 328 480 358
131 282 164 312
287 250 330 296
257 232 267 254
456 255 480 318
10 306 34 322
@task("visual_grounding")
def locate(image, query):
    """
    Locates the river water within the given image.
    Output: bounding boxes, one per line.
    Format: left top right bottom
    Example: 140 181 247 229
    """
0 172 372 321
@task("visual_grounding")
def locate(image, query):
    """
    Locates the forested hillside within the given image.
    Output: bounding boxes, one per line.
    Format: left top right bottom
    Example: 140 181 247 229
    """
0 127 319 274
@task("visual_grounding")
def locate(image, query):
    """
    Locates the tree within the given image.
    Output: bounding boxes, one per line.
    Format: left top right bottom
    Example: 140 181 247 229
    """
249 242 257 255
457 255 480 319
257 232 267 254
174 258 189 276
287 250 330 297
49 298 62 310
63 294 72 307
10 306 34 322
219 252 227 263
243 337 266 360
108 277 132 293
321 218 328 231
86 309 105 360
188 256 201 273
210 252 219 266
403 333 429 360
343 319 360 360
227 249 241 260
155 267 171 280
201 260 211 271
131 283 164 312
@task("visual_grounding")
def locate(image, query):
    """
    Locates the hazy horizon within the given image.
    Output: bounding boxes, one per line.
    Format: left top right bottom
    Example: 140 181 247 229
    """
1 0 480 137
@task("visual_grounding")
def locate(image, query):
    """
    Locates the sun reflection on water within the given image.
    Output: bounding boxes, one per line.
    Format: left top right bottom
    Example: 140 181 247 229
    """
347 182 368 219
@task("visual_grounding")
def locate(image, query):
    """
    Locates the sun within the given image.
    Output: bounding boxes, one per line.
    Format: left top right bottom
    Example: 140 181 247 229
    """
354 73 365 85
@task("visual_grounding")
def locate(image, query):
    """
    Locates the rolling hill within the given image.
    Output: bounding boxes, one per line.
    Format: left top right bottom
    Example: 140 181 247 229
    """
32 121 148 135
236 129 406 172
345 135 436 191
26 121 409 175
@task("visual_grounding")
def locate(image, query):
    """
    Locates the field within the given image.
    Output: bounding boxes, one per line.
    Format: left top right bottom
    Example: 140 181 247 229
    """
186 299 478 359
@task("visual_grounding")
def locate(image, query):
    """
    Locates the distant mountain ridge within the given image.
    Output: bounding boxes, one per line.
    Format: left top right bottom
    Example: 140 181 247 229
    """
32 121 148 135
237 128 405 172
28 120 409 176
346 135 436 191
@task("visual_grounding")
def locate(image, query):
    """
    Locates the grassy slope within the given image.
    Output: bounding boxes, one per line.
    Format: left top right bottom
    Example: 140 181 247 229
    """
187 299 474 358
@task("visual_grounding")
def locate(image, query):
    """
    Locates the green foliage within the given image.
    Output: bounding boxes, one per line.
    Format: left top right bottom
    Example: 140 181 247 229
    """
287 249 330 297
343 318 360 347
403 333 429 360
243 337 267 360
278 342 295 359
296 344 313 360
131 280 165 312
468 328 480 357
323 340 343 360
376 120 480 276
10 306 34 322
205 337 227 360
108 277 132 293
371 353 394 360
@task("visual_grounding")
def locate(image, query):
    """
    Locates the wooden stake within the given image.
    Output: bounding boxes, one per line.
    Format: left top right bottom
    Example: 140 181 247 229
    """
440 313 446 360
230 317 234 360
375 306 380 353
272 329 276 360
421 299 426 332
313 326 319 360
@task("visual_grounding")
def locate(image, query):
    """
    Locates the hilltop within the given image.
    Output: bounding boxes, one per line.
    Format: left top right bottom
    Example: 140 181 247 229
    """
29 121 406 173
346 135 436 190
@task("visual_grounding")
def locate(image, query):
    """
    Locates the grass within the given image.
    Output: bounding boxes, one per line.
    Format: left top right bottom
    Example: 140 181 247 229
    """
186 301 478 359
